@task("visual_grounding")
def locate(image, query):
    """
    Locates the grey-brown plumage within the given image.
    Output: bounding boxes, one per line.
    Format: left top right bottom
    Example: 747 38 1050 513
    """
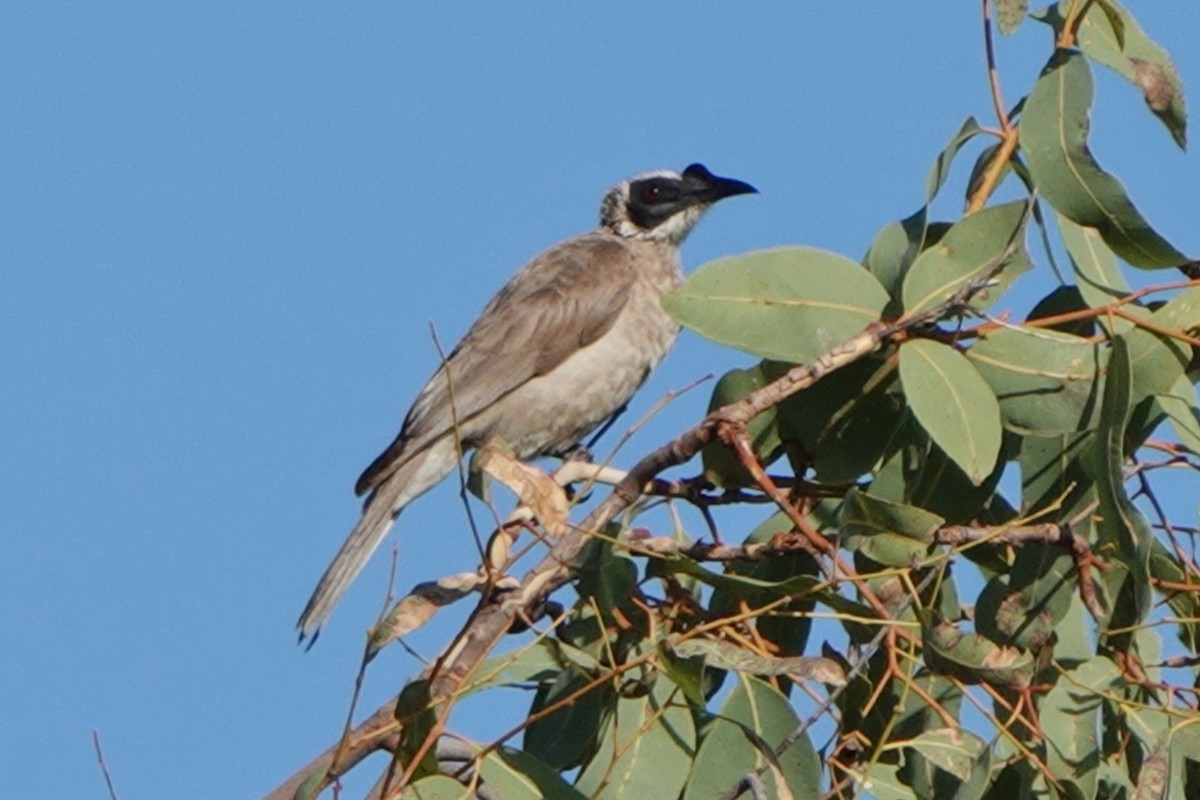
298 164 756 640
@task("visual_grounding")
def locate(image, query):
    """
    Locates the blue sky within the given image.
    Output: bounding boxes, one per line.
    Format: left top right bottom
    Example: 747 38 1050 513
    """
3 4 1199 798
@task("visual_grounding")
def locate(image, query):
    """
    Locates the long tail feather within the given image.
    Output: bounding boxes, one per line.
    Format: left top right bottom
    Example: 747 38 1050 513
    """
297 436 458 642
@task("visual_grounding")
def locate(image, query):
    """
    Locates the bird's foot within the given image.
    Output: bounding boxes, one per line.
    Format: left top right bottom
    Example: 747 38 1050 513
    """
559 443 595 463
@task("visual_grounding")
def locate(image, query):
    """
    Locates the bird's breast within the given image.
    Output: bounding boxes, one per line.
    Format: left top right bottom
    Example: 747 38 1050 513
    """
487 274 681 458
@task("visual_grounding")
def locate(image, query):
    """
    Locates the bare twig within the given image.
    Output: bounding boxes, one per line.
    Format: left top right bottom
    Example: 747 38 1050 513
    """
92 730 119 800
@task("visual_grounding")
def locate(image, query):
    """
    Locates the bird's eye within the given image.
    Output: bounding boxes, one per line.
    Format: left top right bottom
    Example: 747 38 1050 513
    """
641 184 663 203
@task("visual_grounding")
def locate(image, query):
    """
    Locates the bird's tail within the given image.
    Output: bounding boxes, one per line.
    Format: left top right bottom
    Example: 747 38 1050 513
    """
297 436 459 643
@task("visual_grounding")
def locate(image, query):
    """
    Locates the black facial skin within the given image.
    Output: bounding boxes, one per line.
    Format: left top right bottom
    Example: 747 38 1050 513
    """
626 163 757 231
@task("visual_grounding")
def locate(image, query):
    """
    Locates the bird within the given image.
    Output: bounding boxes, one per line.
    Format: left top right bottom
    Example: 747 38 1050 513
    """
298 163 757 641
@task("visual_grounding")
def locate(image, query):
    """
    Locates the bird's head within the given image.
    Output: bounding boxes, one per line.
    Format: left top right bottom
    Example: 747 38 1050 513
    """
600 163 757 244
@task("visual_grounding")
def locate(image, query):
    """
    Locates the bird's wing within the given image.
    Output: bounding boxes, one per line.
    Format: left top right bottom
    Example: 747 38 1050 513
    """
355 233 640 496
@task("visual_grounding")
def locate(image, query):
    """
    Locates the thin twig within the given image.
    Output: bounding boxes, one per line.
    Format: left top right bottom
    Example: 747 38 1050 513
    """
92 730 119 800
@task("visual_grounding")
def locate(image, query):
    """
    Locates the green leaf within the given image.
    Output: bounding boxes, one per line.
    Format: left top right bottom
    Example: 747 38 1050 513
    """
1157 374 1200 454
657 642 708 708
965 142 1013 209
672 553 875 623
395 680 440 780
398 776 473 800
291 767 328 800
1057 213 1137 337
708 511 822 677
524 670 608 770
1119 285 1200 400
1044 0 1188 148
668 554 818 598
1019 431 1095 517
899 339 1004 484
574 537 638 624
995 0 1029 35
1083 337 1153 626
1054 585 1098 663
702 362 784 488
1020 50 1188 268
865 118 983 303
478 748 587 800
465 640 577 695
1027 285 1094 337
1089 1 1180 148
975 545 1078 650
1040 657 1122 800
926 117 983 203
966 326 1103 434
663 247 890 362
902 200 1032 316
1149 540 1200 651
924 622 1036 688
865 209 927 301
841 488 945 567
575 674 696 800
914 435 1013 526
856 763 920 800
904 728 989 782
683 676 821 800
870 414 1011 524
776 354 903 483
1121 328 1189 404
670 638 846 685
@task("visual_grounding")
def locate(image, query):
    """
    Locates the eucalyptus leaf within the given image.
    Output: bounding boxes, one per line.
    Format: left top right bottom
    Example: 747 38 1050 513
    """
1149 540 1200 651
1119 285 1200 400
664 247 890 362
702 362 785 488
905 728 988 782
670 637 846 685
964 142 1011 209
975 546 1077 650
866 209 927 301
574 537 638 624
1021 50 1188 268
1019 431 1095 517
398 775 474 800
902 200 1032 316
574 674 696 800
967 326 1103 434
683 676 820 800
708 510 823 675
857 763 920 800
1058 213 1135 333
841 488 945 567
478 748 587 800
1083 337 1153 625
1026 285 1095 337
995 0 1029 36
776 354 903 483
925 117 983 203
1040 657 1122 800
670 556 873 620
1157 374 1200 454
466 640 577 695
1036 0 1187 148
525 670 609 770
924 622 1035 688
899 339 1004 485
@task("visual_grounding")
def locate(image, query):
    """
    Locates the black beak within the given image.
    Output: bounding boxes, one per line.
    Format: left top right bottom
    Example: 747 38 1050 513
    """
681 163 758 202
